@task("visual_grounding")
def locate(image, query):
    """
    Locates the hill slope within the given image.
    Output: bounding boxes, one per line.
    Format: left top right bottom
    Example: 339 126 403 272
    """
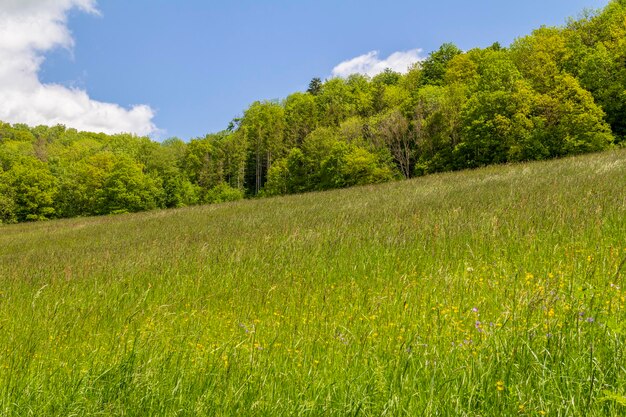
1 149 625 416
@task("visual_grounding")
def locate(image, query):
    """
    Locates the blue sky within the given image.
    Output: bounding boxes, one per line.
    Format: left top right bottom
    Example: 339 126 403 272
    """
1 0 611 140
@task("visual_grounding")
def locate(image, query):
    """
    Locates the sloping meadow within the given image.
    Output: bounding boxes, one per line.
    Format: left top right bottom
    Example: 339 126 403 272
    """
0 149 625 416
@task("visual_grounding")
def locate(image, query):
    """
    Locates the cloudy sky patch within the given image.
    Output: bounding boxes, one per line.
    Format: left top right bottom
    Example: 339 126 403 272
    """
0 0 157 135
331 49 424 78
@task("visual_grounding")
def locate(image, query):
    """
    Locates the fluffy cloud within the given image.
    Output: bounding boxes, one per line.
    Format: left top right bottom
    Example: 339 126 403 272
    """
331 49 424 78
0 0 157 135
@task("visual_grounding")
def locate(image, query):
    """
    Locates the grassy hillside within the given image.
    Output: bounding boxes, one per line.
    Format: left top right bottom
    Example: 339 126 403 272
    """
1 149 625 416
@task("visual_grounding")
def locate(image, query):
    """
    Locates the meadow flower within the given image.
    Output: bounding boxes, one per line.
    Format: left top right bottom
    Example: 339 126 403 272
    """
496 380 505 391
336 333 348 345
475 321 483 332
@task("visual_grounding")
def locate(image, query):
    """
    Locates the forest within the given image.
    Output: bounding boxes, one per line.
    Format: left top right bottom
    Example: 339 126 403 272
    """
1 0 625 224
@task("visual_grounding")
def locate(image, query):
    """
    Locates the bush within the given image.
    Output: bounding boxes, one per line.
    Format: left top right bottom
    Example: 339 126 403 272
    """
203 183 244 204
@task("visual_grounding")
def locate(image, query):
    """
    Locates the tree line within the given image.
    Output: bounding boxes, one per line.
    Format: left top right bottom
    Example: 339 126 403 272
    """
1 0 625 223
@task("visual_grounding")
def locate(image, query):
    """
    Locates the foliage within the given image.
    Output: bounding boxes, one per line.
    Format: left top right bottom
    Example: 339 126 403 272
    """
203 182 244 204
0 157 57 222
95 156 162 215
420 42 463 86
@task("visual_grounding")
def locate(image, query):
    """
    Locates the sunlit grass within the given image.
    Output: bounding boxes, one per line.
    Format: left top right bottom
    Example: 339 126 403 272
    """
1 149 625 416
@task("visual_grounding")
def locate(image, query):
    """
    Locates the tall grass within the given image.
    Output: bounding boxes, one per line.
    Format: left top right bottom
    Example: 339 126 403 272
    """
1 150 625 416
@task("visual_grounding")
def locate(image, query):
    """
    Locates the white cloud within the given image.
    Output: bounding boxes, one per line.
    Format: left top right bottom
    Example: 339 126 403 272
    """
331 49 424 78
0 0 157 136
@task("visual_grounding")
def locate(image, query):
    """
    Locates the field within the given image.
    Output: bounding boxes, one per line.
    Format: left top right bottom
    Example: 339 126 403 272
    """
1 149 625 416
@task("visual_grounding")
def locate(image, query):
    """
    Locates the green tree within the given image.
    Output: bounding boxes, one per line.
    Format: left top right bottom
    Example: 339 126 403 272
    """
301 127 340 186
0 167 16 223
372 68 402 86
341 146 397 186
533 74 613 157
421 43 462 86
307 77 322 95
96 155 162 215
455 81 536 167
219 131 248 191
55 152 114 217
0 157 57 221
563 0 626 138
284 92 318 147
444 53 479 87
373 109 412 178
411 85 466 174
346 74 374 117
262 157 290 196
339 117 367 145
203 183 244 204
317 142 397 189
144 140 197 208
316 78 356 127
185 135 225 192
240 101 286 194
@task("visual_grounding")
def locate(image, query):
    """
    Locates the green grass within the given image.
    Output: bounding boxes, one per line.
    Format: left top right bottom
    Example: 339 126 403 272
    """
1 150 625 416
